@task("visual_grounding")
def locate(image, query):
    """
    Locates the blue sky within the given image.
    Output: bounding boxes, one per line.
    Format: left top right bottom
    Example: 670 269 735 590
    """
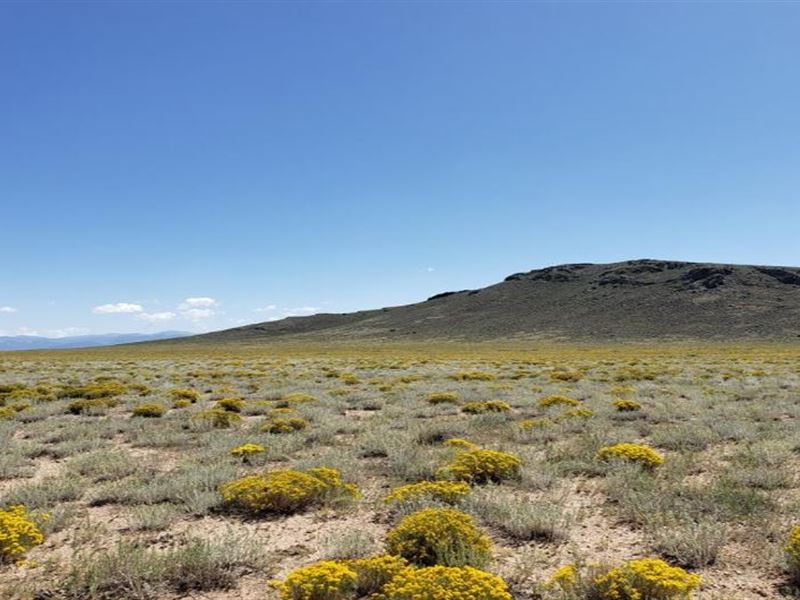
1 1 798 336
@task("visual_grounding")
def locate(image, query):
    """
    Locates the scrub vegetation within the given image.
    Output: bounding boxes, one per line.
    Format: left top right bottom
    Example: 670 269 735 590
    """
0 342 799 599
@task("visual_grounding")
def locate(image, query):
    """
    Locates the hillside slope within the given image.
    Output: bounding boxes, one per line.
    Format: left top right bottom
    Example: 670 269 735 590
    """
186 259 800 343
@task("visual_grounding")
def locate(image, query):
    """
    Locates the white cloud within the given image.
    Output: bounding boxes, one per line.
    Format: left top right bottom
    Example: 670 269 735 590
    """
179 297 218 309
0 306 17 313
254 304 278 313
177 297 219 320
138 311 176 323
427 267 435 272
92 302 144 314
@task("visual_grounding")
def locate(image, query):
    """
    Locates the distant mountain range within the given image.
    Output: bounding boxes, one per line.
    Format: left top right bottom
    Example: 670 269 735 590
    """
0 331 191 351
176 259 800 343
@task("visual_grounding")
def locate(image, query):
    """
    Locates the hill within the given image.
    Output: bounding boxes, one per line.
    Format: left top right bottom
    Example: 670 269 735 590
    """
183 259 800 343
0 331 191 351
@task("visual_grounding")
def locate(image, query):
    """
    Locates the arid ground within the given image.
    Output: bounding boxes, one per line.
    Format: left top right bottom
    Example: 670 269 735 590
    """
1 343 799 599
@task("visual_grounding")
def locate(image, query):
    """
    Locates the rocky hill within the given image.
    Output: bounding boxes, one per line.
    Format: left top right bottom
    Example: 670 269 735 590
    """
185 259 800 343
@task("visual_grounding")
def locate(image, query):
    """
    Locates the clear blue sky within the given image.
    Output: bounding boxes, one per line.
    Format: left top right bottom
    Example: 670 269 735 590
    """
1 1 798 336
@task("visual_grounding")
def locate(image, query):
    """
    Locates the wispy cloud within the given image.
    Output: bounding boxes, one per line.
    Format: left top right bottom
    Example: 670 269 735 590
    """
254 304 278 313
0 306 17 313
92 302 144 314
138 311 176 323
179 297 219 320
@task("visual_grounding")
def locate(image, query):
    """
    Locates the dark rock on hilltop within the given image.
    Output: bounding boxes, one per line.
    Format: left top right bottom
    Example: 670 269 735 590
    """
181 259 800 343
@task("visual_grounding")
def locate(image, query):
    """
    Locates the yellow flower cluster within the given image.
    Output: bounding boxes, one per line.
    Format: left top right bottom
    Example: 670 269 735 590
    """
461 400 511 414
384 507 492 568
426 392 459 405
443 438 479 451
613 399 643 412
263 416 309 434
597 443 664 469
519 418 552 430
538 395 580 408
131 402 165 418
785 525 800 581
273 558 511 600
193 408 242 428
380 565 511 600
438 449 522 484
277 392 317 407
67 397 119 414
383 481 471 506
0 407 17 420
272 560 357 600
548 563 579 590
169 388 200 403
59 382 126 399
219 467 358 515
563 407 594 419
594 558 701 599
346 554 409 595
230 443 265 458
215 397 245 412
0 505 46 563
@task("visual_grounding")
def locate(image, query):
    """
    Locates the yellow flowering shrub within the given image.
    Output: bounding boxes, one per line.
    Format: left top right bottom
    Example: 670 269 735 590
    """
563 407 594 419
461 400 510 414
383 481 471 506
380 565 512 600
272 560 357 600
59 382 125 399
193 408 242 428
519 418 552 430
785 525 800 583
613 399 643 412
0 407 16 420
67 397 118 415
0 505 46 563
131 402 165 418
548 563 579 590
427 392 459 405
384 507 492 568
594 558 700 599
170 388 200 403
539 395 580 408
219 467 358 515
449 371 496 381
263 416 309 434
443 438 479 451
438 449 522 484
215 397 245 412
346 554 409 595
230 443 265 459
172 398 191 408
597 443 664 469
277 393 316 407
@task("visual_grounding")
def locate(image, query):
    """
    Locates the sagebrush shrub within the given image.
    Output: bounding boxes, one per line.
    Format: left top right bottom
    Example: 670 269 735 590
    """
170 388 200 403
439 449 521 484
380 565 512 600
219 467 358 515
597 443 664 469
384 507 492 568
0 505 46 563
